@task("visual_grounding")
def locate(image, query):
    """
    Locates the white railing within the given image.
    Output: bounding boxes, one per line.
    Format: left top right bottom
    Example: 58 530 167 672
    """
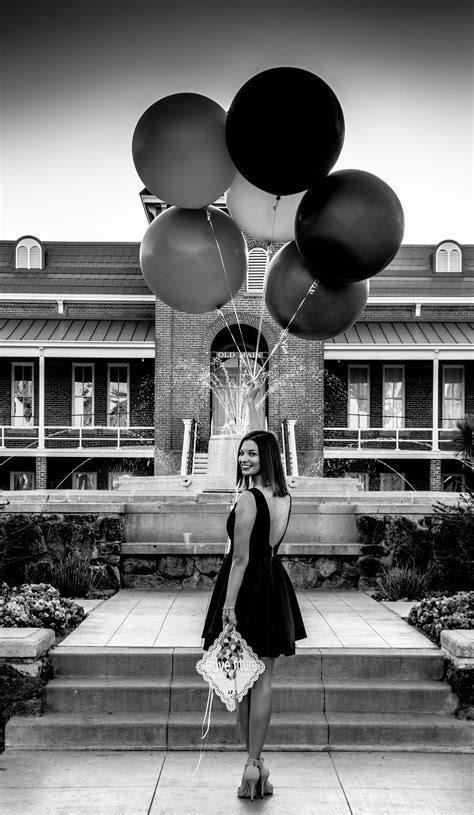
324 426 457 453
0 425 154 450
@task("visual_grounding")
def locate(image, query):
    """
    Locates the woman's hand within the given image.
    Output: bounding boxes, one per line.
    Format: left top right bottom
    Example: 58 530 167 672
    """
222 606 237 629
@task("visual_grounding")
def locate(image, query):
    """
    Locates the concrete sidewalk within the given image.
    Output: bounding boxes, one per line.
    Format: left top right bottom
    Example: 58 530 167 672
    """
0 749 472 814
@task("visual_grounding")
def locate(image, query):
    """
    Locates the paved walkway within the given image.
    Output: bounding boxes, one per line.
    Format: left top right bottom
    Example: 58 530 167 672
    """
1 750 472 813
60 589 433 649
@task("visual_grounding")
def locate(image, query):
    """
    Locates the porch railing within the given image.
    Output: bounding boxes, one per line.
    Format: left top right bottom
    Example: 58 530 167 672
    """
324 427 458 452
0 425 154 450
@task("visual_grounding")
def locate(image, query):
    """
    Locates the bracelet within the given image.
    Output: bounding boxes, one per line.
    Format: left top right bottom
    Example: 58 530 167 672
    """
222 606 235 613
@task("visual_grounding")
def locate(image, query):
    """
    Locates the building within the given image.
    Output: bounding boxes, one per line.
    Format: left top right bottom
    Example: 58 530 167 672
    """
0 217 473 492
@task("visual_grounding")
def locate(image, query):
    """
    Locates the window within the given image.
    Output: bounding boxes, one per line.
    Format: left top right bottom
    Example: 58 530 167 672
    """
108 471 132 489
15 236 43 269
346 472 369 490
380 472 405 491
72 364 94 427
247 248 268 293
443 473 466 492
11 363 34 427
383 366 404 429
348 366 369 429
435 241 462 273
108 364 129 427
72 472 97 490
442 366 464 428
10 472 35 490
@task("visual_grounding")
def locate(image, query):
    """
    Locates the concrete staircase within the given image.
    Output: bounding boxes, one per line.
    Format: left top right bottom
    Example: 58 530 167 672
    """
6 647 473 752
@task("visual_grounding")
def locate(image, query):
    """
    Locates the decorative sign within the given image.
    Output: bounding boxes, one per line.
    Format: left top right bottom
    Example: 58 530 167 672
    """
196 625 265 712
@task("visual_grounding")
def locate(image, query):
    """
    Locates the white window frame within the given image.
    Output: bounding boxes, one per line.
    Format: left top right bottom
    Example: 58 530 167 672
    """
72 472 98 490
442 365 465 429
435 241 462 273
10 471 35 490
11 362 34 427
383 364 405 429
247 247 268 293
72 363 95 428
348 365 370 429
107 363 130 428
380 472 406 491
15 237 43 269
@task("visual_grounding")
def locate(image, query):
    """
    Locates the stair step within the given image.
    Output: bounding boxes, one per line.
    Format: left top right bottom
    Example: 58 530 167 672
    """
52 647 173 677
5 713 168 750
170 678 324 713
319 649 444 680
47 678 171 713
323 680 458 714
173 648 322 679
325 713 474 751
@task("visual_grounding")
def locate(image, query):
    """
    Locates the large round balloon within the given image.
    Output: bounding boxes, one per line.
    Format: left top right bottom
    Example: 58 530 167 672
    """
225 171 305 242
132 93 236 208
140 206 247 313
295 169 404 282
226 67 344 196
265 242 368 341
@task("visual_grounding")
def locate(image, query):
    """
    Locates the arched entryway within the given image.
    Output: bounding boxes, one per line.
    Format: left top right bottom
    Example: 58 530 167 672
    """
210 324 268 434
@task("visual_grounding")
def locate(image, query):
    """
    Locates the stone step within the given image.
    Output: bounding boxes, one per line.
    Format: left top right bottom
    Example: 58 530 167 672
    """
46 678 171 713
170 678 325 714
5 713 168 750
319 649 444 681
51 647 173 678
325 713 474 751
323 680 458 715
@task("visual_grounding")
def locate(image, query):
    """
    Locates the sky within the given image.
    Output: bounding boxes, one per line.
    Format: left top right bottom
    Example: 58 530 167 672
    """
1 0 473 244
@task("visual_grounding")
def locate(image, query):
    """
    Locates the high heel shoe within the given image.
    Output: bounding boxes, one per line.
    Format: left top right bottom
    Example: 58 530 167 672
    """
237 759 260 801
258 758 273 797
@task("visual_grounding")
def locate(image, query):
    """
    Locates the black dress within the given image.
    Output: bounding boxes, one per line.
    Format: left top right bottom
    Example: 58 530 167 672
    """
201 487 307 658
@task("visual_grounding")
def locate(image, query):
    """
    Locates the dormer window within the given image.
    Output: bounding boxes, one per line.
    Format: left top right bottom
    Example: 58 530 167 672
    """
435 241 462 273
15 236 44 269
247 247 268 293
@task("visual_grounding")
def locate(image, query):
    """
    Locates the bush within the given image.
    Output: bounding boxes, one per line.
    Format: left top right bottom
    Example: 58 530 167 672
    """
0 582 85 636
49 552 92 598
408 591 474 645
375 565 430 601
429 494 474 592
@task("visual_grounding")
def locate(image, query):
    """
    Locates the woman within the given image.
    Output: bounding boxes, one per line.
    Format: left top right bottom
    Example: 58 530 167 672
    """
201 384 307 800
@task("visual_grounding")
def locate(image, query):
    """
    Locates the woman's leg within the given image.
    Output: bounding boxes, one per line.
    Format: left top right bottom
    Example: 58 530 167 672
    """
247 657 275 760
238 694 250 751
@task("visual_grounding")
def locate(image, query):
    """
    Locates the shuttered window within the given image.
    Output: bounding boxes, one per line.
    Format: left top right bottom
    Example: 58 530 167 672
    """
435 242 462 273
247 248 268 293
15 238 43 269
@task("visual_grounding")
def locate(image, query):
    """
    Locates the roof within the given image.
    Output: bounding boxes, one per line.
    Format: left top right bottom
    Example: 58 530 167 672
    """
0 318 154 344
0 240 473 298
327 321 474 345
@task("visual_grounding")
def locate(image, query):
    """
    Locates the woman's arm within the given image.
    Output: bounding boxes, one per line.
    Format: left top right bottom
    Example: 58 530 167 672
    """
245 380 263 431
222 490 256 627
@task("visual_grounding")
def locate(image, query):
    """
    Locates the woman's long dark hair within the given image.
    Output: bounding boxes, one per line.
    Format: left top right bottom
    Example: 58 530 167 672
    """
236 430 289 496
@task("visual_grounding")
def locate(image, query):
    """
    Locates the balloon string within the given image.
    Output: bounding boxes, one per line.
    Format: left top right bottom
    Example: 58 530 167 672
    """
255 278 320 382
192 686 214 777
252 195 280 381
207 209 253 376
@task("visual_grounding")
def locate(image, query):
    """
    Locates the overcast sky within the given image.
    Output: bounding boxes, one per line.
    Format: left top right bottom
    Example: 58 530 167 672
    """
1 0 472 244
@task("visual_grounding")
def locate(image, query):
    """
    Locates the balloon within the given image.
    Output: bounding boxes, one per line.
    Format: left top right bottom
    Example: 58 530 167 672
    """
295 169 405 282
132 93 236 208
225 171 305 242
140 206 247 314
265 242 369 341
226 67 344 196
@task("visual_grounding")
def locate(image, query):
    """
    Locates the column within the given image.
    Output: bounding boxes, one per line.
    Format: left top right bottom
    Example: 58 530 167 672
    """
38 348 45 449
180 419 193 475
429 459 442 491
432 353 439 451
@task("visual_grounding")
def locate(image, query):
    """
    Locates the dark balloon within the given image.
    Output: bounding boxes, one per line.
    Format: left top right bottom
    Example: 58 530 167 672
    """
132 93 236 208
226 67 344 196
295 169 405 282
140 206 247 314
265 242 369 341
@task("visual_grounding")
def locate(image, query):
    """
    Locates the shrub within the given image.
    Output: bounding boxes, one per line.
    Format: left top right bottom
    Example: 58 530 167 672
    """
428 494 474 592
49 552 92 598
408 591 474 645
0 582 85 636
374 565 430 601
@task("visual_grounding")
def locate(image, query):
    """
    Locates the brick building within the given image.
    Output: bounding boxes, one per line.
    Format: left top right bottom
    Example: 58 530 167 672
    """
0 214 473 492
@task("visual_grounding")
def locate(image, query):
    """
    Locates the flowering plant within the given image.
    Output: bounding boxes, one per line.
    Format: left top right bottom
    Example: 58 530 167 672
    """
0 582 85 635
408 591 474 645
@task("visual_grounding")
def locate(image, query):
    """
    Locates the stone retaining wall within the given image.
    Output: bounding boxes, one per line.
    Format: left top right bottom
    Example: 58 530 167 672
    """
121 553 360 590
